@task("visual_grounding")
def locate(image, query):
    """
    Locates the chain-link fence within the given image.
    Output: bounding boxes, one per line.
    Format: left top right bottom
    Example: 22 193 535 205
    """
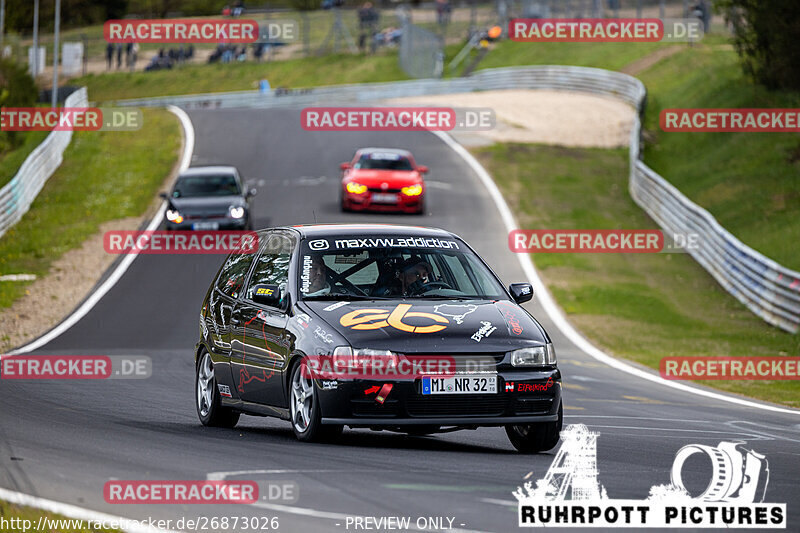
3 0 710 82
399 22 444 79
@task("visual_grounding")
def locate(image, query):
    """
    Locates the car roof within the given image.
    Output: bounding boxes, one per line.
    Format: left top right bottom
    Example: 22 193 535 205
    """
272 224 458 240
178 165 239 178
356 148 412 157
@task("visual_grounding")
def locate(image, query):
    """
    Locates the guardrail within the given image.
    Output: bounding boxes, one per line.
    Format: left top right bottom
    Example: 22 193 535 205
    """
0 88 88 239
116 67 800 333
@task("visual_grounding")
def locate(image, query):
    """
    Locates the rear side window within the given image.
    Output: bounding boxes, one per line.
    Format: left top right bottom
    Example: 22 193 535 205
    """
216 253 255 299
245 233 297 301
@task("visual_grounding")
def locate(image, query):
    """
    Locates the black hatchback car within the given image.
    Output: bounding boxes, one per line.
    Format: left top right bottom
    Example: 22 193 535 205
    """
162 165 256 230
195 224 562 452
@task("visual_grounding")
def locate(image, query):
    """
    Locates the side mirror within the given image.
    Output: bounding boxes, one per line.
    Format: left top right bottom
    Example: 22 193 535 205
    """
252 284 282 307
159 192 168 199
509 283 533 304
340 162 351 171
247 188 257 198
417 165 429 174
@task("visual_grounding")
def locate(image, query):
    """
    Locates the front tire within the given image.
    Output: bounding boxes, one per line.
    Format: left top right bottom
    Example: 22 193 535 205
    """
196 350 240 428
290 358 342 442
505 402 562 453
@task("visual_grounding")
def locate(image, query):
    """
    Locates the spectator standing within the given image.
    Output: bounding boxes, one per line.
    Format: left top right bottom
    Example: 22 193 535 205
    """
357 2 378 53
116 43 123 69
436 0 451 26
130 43 139 70
106 43 114 70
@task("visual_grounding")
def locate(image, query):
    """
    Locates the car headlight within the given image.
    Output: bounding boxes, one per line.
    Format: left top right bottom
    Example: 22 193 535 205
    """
229 206 245 219
346 182 368 194
166 209 183 224
401 184 423 196
509 343 557 367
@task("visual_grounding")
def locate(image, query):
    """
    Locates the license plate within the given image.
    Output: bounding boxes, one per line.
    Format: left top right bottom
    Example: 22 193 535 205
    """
371 193 398 204
192 221 219 230
421 376 497 395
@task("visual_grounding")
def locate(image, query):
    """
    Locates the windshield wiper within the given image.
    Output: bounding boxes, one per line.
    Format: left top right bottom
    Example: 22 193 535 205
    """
410 295 485 300
303 294 392 301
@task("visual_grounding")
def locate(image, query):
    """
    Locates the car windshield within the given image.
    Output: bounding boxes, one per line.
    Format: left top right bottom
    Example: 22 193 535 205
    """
172 174 240 198
353 152 413 171
298 236 507 300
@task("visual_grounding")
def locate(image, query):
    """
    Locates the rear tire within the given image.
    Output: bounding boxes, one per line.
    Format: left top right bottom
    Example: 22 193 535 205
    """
290 358 342 442
196 350 240 428
505 402 562 453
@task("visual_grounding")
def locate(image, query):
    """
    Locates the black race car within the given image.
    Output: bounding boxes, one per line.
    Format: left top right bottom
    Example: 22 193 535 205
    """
195 224 562 452
161 165 256 231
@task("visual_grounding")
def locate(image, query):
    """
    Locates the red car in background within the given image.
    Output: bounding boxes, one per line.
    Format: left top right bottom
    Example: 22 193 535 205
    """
340 148 428 214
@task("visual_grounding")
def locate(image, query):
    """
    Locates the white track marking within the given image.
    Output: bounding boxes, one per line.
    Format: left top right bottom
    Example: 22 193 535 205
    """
480 498 517 507
0 274 37 281
423 180 453 190
0 487 180 533
433 130 800 417
570 375 600 382
5 106 194 356
207 469 384 481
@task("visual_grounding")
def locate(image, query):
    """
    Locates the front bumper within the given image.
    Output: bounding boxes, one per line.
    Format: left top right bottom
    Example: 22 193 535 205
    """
165 216 248 230
317 369 561 427
342 191 423 213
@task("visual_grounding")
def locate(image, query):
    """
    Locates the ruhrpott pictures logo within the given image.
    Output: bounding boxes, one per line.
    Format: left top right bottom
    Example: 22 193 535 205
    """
515 425 786 528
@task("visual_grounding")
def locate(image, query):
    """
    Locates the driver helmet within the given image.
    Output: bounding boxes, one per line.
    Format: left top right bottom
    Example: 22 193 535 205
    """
397 256 434 295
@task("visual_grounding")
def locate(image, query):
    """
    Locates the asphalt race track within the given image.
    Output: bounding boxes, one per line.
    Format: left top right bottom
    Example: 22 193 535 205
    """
1 107 799 532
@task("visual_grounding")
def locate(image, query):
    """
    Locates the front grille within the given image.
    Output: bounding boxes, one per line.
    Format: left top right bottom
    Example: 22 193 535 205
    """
368 188 401 193
398 353 505 367
514 398 553 415
406 395 509 417
184 213 228 220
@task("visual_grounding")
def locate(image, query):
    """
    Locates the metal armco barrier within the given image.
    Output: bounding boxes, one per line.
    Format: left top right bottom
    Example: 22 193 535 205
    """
116 66 800 333
0 87 89 239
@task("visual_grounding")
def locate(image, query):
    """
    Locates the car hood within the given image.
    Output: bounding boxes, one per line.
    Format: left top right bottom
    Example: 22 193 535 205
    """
347 170 422 187
302 299 547 353
169 196 246 216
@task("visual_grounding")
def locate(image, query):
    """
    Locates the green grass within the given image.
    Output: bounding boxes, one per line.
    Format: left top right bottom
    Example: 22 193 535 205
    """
0 499 120 532
477 39 673 72
0 131 50 188
75 51 407 102
638 45 800 270
0 109 180 310
476 142 800 407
